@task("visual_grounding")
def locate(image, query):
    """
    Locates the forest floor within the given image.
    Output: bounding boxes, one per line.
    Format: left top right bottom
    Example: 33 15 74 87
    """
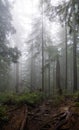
1 95 79 130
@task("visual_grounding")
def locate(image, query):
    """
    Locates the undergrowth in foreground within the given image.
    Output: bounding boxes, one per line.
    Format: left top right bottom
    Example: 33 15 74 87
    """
0 105 8 126
0 92 65 123
0 92 43 122
0 92 43 105
1 91 79 106
0 91 79 121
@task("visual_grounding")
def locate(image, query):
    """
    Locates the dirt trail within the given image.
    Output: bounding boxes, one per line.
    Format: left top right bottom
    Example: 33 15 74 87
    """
1 99 79 130
2 105 27 130
26 100 79 130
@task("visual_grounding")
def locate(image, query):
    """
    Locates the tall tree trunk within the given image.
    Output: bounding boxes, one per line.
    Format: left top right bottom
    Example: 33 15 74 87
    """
48 54 50 96
73 2 77 92
53 61 55 95
65 22 68 91
30 43 34 92
15 62 19 93
42 0 44 92
56 56 62 95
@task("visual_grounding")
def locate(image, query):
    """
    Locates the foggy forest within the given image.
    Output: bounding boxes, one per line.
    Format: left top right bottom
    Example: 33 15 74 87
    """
0 0 79 130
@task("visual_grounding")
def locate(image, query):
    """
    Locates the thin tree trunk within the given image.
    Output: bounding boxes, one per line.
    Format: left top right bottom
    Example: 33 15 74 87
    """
30 43 34 92
42 0 44 92
72 2 77 92
15 62 19 93
53 61 55 95
65 22 68 91
48 54 50 96
56 56 62 95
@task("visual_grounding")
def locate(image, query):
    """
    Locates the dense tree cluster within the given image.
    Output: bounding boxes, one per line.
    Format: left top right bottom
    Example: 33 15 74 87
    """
0 0 20 91
22 0 79 96
1 0 79 96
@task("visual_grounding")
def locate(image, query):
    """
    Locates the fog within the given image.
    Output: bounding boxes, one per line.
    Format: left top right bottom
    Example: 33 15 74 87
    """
0 0 79 129
0 0 77 94
9 0 64 48
8 0 65 92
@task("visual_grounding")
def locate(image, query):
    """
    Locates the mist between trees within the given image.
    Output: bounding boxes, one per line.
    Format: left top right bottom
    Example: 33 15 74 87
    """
0 0 79 97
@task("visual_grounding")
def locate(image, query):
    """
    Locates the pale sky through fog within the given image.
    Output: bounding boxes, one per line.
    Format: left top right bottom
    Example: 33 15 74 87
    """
9 0 40 48
9 0 65 79
9 0 65 48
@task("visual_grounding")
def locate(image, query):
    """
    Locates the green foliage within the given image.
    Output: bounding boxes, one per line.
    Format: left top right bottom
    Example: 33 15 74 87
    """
16 92 43 104
52 95 64 107
74 102 79 107
0 105 8 123
74 91 79 96
9 47 21 63
43 0 79 27
0 92 43 105
0 0 21 91
0 93 11 103
0 93 16 104
0 106 6 117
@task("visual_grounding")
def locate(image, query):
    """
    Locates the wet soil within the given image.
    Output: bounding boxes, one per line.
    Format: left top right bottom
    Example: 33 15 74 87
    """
1 98 79 130
1 105 27 130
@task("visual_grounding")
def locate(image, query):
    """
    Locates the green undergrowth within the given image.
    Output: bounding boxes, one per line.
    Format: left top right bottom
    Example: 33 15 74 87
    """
74 102 79 107
52 95 65 107
0 92 43 125
51 93 78 107
1 91 79 107
64 91 79 101
0 92 43 106
0 105 8 125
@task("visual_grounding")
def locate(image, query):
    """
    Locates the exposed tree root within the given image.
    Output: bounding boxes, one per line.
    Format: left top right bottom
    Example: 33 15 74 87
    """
2 105 28 130
2 99 79 130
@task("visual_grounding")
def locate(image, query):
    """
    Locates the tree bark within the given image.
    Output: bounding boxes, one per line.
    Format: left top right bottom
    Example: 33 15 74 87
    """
73 1 77 92
15 62 19 93
65 22 68 91
42 0 44 92
56 56 62 95
48 54 50 96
